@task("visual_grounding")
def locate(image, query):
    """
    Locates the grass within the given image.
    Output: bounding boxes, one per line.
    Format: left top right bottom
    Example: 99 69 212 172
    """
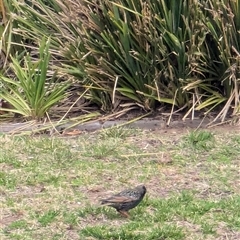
1 126 240 239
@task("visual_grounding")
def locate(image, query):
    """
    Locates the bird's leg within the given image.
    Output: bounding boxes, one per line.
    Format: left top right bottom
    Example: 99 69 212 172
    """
118 210 130 218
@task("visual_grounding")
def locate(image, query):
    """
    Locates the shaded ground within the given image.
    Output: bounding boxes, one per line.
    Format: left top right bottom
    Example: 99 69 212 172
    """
1 125 240 239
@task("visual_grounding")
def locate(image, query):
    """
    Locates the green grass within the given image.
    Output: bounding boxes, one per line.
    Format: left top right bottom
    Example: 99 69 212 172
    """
1 127 240 239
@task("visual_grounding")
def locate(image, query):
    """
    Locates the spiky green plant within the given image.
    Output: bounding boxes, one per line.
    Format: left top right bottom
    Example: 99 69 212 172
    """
60 0 208 110
0 37 69 119
2 0 240 121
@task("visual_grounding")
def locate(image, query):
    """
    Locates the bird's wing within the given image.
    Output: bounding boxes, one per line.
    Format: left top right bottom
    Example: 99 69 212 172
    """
101 195 136 203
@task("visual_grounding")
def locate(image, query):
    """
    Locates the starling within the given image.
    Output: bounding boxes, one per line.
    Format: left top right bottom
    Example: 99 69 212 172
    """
100 185 147 217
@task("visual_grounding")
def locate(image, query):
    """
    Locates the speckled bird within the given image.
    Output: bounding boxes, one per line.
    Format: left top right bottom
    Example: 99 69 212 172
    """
100 185 147 217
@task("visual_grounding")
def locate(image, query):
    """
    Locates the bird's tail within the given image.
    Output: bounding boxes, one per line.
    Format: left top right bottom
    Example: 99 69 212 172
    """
100 199 112 205
100 199 107 205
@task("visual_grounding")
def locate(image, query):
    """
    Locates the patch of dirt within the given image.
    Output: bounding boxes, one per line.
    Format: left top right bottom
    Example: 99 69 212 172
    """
64 230 80 240
7 185 46 198
216 222 240 240
174 219 203 240
74 185 108 205
0 212 23 228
